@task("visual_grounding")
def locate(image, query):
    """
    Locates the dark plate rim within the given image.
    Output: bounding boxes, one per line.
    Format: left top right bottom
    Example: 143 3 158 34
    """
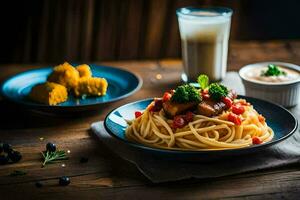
104 96 298 154
0 65 143 108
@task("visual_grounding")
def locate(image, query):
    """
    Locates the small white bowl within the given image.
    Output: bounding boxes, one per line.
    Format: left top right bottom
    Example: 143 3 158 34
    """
239 61 300 107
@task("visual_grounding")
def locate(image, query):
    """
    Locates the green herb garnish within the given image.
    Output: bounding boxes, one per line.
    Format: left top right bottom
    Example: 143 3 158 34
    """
41 150 68 167
171 84 201 103
10 170 27 176
208 83 228 101
262 64 287 76
197 74 229 101
197 74 209 90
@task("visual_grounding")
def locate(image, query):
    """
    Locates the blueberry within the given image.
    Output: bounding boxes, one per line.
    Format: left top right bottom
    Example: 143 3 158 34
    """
80 157 89 163
46 143 56 152
3 143 12 153
8 151 22 163
0 155 9 165
59 176 70 186
35 181 43 188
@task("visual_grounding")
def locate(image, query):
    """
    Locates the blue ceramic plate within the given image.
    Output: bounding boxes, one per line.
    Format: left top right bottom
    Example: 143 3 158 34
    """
1 65 142 112
104 96 298 161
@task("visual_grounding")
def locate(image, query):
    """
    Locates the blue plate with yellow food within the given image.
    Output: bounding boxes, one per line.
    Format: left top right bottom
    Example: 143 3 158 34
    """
1 62 142 112
104 74 297 160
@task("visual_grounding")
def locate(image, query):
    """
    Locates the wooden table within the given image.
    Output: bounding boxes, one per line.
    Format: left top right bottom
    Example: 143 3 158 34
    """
1 40 300 199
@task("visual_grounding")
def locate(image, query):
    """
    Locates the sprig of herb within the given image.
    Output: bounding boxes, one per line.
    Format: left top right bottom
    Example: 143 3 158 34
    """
262 64 286 76
41 150 68 167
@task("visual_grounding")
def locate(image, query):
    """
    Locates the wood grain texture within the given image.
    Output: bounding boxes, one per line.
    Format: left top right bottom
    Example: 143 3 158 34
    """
162 0 198 58
142 0 169 59
117 0 144 59
3 1 300 63
80 0 95 61
94 0 120 60
0 41 300 199
4 0 252 63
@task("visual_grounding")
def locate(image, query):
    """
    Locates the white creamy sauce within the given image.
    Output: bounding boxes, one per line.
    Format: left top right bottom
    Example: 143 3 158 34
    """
246 66 299 83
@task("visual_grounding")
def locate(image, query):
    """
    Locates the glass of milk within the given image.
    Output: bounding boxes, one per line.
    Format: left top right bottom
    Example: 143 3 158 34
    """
177 7 233 82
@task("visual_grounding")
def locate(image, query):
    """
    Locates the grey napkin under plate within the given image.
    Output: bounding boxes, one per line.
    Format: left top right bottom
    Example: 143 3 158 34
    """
91 121 300 183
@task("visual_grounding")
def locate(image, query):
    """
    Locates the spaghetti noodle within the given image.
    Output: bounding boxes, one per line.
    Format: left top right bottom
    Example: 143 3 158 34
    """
125 99 274 150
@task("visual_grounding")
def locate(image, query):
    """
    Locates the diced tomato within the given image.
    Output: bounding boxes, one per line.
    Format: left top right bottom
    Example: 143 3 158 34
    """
252 136 262 144
154 98 163 107
202 93 210 99
148 103 154 111
135 111 142 118
227 113 242 125
169 89 175 95
258 114 265 123
162 92 172 102
149 99 163 112
231 104 245 115
172 116 185 129
202 88 209 94
184 111 194 123
237 100 250 106
221 96 233 108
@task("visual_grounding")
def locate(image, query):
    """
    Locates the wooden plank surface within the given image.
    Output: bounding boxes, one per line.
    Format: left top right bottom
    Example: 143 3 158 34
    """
0 40 300 199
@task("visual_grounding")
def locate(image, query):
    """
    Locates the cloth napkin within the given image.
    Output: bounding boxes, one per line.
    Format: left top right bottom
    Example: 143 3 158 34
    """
91 121 300 183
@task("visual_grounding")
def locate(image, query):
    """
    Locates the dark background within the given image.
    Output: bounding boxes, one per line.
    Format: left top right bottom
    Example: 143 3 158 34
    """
0 0 299 64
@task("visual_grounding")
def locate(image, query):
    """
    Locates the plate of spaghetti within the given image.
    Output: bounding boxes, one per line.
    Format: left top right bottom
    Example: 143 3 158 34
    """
104 75 297 160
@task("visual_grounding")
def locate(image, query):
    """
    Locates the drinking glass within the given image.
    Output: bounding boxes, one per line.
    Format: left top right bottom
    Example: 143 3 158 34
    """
177 7 233 82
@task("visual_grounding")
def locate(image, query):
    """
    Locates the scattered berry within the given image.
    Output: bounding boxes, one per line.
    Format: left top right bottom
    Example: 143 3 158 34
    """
80 157 89 163
3 143 12 153
0 143 22 165
0 155 9 165
8 151 22 163
46 143 56 152
59 176 70 186
35 181 43 188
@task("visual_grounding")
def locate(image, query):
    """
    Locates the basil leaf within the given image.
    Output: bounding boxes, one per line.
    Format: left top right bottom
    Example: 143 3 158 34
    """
197 74 209 90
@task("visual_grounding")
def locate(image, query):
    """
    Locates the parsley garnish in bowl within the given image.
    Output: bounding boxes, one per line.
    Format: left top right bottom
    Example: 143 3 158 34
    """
262 64 287 76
